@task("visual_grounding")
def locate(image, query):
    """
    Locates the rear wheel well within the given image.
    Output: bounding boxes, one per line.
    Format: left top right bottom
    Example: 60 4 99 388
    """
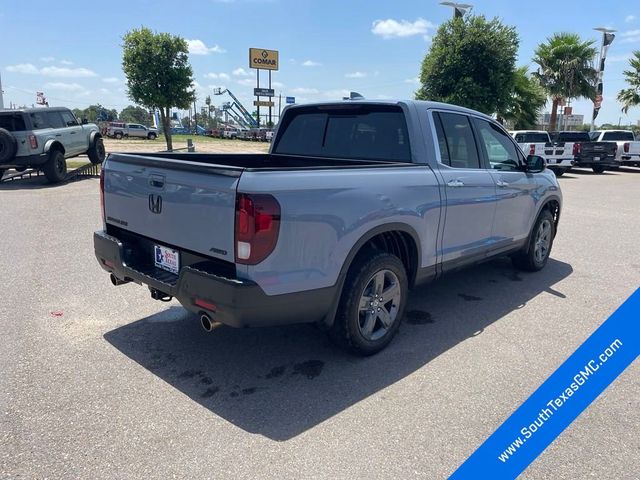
354 230 419 287
48 142 65 155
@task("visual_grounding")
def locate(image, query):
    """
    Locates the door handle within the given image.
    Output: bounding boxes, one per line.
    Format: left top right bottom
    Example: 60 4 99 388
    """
69 131 77 134
447 179 465 187
496 180 509 187
55 134 62 137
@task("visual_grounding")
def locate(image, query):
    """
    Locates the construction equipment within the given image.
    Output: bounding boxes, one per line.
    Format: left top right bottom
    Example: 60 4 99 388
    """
213 88 257 128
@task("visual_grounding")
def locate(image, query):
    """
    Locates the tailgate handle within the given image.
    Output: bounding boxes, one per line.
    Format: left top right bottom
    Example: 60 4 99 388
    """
149 174 165 188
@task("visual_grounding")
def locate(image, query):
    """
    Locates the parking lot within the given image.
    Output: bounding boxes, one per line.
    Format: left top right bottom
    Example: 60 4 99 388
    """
1 165 638 479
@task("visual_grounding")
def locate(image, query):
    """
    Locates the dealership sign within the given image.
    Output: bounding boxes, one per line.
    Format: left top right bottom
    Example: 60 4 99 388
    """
254 88 275 97
249 48 279 71
254 100 275 107
286 96 295 104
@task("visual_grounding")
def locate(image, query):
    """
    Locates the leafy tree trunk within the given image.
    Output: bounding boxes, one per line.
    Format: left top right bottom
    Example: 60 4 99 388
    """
160 107 173 151
549 97 559 132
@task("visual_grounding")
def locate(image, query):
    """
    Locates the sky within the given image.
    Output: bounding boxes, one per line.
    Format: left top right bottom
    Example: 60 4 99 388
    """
1 0 639 125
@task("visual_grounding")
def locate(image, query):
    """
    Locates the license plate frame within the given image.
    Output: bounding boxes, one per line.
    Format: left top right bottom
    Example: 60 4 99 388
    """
593 156 600 161
154 244 180 274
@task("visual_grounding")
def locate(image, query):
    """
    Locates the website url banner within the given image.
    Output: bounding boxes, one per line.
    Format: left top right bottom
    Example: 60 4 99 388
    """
450 288 640 479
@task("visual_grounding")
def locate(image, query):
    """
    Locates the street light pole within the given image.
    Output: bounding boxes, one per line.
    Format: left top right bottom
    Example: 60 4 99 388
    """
590 27 616 131
0 73 4 109
439 1 473 18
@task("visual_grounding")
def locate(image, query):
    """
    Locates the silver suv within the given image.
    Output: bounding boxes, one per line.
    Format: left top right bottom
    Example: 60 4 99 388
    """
107 122 158 140
0 107 105 183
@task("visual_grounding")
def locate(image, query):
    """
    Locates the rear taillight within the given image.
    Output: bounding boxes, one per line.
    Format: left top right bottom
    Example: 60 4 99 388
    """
624 142 630 153
29 134 38 149
99 168 105 224
573 143 581 156
235 193 280 265
529 144 535 155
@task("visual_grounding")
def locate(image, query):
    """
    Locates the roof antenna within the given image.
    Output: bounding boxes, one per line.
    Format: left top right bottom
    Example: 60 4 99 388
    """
343 91 365 101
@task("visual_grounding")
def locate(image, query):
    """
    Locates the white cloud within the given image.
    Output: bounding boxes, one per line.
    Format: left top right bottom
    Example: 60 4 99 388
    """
372 17 434 39
40 56 55 63
302 60 321 67
44 82 85 92
292 87 320 95
236 78 254 86
205 72 230 80
625 15 636 23
6 63 39 74
404 77 420 84
99 88 111 94
41 66 97 77
186 39 226 55
60 59 74 65
323 89 351 99
621 29 640 43
6 63 96 77
272 81 285 88
102 77 120 83
607 53 632 63
345 71 367 78
232 67 250 76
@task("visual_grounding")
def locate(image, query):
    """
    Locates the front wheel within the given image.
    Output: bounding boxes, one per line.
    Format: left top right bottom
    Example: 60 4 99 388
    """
553 168 566 177
592 165 606 174
330 252 408 355
512 209 555 272
43 149 67 183
87 138 106 164
115 132 123 140
148 133 157 140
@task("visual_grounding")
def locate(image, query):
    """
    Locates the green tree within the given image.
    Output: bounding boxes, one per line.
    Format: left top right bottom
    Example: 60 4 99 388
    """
533 33 598 132
416 14 518 115
500 66 547 129
119 105 152 125
122 27 195 151
617 51 640 113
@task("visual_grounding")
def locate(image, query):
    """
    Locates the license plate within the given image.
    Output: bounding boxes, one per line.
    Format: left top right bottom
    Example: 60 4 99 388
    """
154 244 180 274
593 157 600 161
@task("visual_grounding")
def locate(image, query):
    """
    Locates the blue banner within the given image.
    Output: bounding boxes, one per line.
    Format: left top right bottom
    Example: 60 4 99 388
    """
450 288 640 479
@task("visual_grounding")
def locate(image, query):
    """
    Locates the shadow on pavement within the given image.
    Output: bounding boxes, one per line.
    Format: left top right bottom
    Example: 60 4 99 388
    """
104 257 573 441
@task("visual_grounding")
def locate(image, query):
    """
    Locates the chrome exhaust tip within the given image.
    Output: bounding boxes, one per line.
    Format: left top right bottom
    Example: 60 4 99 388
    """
110 273 130 286
200 313 222 332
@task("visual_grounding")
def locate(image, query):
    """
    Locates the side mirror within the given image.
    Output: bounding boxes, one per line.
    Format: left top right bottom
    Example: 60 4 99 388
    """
82 118 88 125
525 155 545 173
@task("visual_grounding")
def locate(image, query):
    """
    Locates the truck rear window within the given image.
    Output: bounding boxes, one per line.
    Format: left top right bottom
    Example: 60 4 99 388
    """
0 113 27 132
554 132 590 142
514 133 549 143
273 105 411 162
601 131 635 141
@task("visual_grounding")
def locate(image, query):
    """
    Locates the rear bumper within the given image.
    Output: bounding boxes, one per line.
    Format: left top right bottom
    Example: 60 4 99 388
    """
93 230 335 328
620 155 640 166
0 153 48 168
574 156 620 168
546 158 574 169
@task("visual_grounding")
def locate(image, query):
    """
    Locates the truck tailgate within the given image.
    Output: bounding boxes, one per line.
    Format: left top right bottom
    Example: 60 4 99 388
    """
103 154 240 262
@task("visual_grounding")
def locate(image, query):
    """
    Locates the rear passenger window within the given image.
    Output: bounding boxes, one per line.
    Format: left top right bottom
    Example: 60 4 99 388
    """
30 112 51 129
436 112 481 169
60 110 78 127
47 112 65 129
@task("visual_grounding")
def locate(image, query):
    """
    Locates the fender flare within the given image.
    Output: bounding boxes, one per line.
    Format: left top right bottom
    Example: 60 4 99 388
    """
89 131 102 145
321 222 422 328
44 139 65 155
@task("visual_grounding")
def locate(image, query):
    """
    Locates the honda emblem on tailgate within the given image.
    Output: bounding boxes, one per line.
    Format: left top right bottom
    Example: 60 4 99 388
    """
149 194 162 214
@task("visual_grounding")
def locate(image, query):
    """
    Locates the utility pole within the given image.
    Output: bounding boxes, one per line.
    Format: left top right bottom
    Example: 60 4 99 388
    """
590 27 616 131
0 72 4 109
439 1 472 18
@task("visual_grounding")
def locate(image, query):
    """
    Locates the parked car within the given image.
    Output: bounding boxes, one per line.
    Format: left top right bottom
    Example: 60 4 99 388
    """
589 130 640 168
107 122 158 140
551 131 618 173
510 130 574 176
94 100 561 355
0 107 105 183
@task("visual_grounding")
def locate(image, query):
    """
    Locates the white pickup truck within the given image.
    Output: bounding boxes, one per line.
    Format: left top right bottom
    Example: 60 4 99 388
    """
589 130 640 168
510 130 574 176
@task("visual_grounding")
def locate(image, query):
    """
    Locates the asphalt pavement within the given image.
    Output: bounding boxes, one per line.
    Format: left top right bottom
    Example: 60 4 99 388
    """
1 167 638 479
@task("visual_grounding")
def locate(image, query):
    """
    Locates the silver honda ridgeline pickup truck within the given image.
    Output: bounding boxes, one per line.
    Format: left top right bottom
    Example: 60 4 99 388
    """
94 100 562 355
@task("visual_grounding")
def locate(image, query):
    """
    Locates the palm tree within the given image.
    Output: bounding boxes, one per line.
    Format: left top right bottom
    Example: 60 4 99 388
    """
617 51 640 113
500 66 547 129
533 33 598 132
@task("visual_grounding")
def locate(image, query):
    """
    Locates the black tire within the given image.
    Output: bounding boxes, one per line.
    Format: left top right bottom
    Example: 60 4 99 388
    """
329 251 408 356
148 133 157 140
43 149 67 183
0 128 18 162
87 137 106 164
609 166 620 170
553 168 566 177
512 209 555 272
592 165 606 174
115 132 123 140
